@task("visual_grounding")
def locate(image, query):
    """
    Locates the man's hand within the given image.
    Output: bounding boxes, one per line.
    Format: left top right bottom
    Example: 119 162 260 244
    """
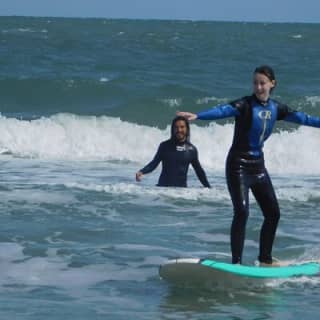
136 171 144 182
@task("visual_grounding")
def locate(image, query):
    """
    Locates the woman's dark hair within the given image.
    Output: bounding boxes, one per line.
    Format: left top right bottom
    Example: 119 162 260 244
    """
254 65 276 81
254 65 276 91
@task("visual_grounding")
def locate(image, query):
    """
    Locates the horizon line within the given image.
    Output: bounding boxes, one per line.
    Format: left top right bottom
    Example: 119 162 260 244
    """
0 14 319 25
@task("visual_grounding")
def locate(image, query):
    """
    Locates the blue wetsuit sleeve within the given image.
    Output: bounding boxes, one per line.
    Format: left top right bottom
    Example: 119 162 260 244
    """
197 104 240 120
191 148 211 188
140 144 162 174
284 112 320 128
277 102 320 128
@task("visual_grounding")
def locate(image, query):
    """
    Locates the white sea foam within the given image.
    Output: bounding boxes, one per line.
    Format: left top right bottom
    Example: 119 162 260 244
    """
0 242 153 295
99 77 110 82
2 28 48 34
64 180 320 203
0 189 77 205
18 28 33 33
0 114 165 162
196 96 228 105
161 98 182 107
1 113 320 175
305 96 320 107
65 182 230 202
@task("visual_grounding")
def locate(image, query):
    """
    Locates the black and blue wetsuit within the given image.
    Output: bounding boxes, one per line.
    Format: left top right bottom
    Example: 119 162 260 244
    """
197 94 320 264
139 117 211 188
140 139 211 188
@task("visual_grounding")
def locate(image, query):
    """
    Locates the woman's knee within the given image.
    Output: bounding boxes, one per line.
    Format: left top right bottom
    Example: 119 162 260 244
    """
233 206 249 222
264 205 280 223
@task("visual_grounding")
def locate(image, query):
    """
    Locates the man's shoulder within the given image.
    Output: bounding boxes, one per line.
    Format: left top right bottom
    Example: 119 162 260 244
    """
160 139 172 146
158 139 174 151
185 141 197 152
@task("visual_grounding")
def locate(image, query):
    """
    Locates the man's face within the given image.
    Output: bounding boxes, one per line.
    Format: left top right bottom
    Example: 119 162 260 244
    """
174 120 188 142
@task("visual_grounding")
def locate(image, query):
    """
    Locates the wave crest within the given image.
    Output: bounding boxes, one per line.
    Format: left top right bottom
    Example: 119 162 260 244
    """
1 114 320 175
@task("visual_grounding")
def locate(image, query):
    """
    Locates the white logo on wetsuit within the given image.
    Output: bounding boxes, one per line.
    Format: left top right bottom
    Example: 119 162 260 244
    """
176 146 186 151
258 110 272 144
258 110 272 120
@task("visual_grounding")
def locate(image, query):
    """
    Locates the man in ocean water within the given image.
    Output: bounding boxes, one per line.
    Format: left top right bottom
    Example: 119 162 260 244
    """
136 116 211 188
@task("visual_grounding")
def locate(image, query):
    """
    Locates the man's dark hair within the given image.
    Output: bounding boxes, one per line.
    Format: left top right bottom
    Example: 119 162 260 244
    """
170 116 190 142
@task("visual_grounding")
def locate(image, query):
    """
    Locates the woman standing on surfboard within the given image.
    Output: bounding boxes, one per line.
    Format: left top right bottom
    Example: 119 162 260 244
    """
177 65 320 265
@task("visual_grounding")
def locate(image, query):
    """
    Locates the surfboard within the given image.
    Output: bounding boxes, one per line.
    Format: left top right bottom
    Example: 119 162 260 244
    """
159 258 320 286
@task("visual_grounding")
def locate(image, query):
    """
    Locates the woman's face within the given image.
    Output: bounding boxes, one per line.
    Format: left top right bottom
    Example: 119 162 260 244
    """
253 72 275 102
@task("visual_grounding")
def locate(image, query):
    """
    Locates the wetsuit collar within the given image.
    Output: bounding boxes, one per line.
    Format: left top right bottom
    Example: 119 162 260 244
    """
253 94 270 106
173 138 187 146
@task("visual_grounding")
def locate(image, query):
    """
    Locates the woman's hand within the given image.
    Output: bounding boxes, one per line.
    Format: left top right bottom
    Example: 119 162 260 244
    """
176 111 197 121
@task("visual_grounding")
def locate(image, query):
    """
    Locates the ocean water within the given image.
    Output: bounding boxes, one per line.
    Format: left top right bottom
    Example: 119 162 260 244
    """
0 16 320 319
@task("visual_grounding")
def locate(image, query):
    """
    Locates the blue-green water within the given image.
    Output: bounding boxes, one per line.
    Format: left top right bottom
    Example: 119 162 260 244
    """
0 16 320 319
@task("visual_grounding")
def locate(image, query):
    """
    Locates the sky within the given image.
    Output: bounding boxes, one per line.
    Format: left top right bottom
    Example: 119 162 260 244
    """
0 0 319 23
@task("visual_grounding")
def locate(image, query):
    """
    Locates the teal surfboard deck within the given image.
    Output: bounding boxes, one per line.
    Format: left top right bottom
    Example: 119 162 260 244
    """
159 258 320 285
201 259 320 278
